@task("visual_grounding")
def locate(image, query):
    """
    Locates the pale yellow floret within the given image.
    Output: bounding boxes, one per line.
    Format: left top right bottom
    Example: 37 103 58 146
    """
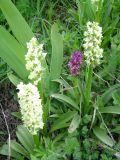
83 21 103 66
25 37 47 85
17 82 44 135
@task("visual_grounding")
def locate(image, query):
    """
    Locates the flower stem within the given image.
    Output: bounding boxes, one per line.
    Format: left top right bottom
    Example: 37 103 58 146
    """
33 134 39 148
84 65 93 114
43 99 50 136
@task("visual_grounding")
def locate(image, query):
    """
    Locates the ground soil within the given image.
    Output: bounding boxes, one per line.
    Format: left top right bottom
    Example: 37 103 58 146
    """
0 82 21 160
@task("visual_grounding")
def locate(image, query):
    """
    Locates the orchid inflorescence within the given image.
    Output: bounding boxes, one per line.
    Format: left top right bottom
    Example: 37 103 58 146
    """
25 37 47 85
68 51 83 76
17 82 44 135
83 21 103 67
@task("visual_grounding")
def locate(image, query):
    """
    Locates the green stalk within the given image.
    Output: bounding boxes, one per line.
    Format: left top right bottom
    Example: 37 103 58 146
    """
77 78 85 105
95 0 103 22
37 0 40 15
84 65 93 114
43 99 50 136
33 134 39 148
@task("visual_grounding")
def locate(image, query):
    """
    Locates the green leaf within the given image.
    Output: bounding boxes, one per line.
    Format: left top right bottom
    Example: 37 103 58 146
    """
11 140 29 158
93 127 115 147
0 144 23 159
53 78 75 98
30 155 39 160
50 23 63 80
64 136 80 156
16 125 34 153
112 92 120 105
50 123 69 133
112 126 120 134
107 44 119 75
0 0 34 47
101 84 120 106
53 132 67 143
7 72 22 86
100 106 120 114
51 94 79 110
11 112 22 119
0 131 4 135
50 111 77 132
0 26 28 80
68 114 80 133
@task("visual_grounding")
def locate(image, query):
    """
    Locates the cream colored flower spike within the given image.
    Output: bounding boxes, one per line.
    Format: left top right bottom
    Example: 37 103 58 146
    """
17 82 44 135
25 37 47 85
83 21 103 67
91 0 100 3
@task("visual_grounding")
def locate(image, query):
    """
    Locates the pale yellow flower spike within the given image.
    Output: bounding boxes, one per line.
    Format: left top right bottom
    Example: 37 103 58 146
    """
83 21 103 67
25 37 47 85
17 82 44 135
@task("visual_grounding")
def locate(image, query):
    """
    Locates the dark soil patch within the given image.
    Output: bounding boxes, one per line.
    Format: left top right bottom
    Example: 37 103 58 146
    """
0 82 21 159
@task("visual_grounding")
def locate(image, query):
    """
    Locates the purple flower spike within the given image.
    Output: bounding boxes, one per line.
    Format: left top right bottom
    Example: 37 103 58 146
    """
68 51 83 76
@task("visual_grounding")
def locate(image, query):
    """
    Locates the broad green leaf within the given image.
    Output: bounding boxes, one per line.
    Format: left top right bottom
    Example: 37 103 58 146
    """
50 23 63 80
51 94 79 110
7 72 22 86
99 42 120 77
54 111 77 124
0 26 28 80
11 112 22 119
76 0 95 24
0 0 34 47
51 123 69 132
112 92 120 105
85 0 95 21
53 132 67 143
68 114 80 133
30 155 39 160
53 79 75 98
16 125 34 153
112 126 120 134
11 140 29 157
0 144 23 159
93 127 115 147
0 131 4 135
107 45 119 75
100 106 120 114
101 84 120 106
50 111 77 132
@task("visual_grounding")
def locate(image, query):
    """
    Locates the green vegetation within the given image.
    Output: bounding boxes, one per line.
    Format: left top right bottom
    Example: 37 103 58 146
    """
0 0 120 159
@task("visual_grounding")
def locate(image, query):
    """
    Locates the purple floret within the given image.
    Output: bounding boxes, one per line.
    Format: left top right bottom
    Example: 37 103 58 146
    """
68 51 83 76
